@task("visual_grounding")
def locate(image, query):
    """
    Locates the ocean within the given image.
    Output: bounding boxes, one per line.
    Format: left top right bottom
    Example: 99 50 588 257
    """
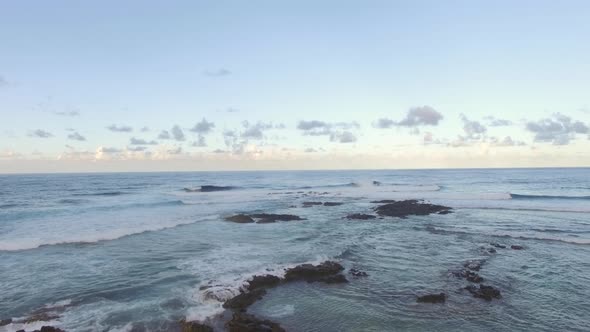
0 168 589 331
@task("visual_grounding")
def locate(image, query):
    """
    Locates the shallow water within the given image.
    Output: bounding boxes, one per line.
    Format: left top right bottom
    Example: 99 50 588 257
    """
0 169 589 331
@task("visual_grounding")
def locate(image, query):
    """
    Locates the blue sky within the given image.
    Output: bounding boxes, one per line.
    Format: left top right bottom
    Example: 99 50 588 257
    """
1 0 589 172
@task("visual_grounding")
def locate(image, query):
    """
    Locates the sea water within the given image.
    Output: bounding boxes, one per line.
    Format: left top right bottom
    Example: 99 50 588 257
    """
0 168 589 331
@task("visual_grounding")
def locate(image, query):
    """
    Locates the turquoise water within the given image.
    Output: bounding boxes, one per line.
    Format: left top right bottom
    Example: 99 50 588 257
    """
0 169 589 331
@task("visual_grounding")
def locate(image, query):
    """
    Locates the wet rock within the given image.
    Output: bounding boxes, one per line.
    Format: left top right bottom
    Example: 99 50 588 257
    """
250 213 303 223
451 269 484 283
225 214 255 223
417 293 446 303
372 181 382 186
465 284 502 301
247 275 281 291
223 288 267 311
302 201 323 207
349 268 368 277
463 260 485 272
370 199 398 204
319 274 348 284
33 327 65 332
200 185 234 192
511 245 524 250
374 200 452 218
487 248 497 254
490 243 506 249
284 261 346 283
179 320 214 332
323 202 343 206
226 312 285 332
0 319 12 326
345 213 376 220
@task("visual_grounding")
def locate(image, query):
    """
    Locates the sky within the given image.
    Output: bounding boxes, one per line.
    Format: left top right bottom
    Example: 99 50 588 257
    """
1 0 589 173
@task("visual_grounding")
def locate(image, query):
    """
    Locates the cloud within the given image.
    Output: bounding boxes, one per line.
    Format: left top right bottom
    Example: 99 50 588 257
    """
330 131 357 143
526 113 589 145
192 136 207 147
158 130 171 139
167 146 183 154
99 147 121 153
212 149 227 153
0 75 7 87
380 106 444 129
203 68 231 77
460 114 487 139
373 118 396 129
130 137 158 145
484 116 512 127
297 120 329 131
107 124 133 133
140 127 150 132
54 110 80 117
127 146 147 152
190 118 215 134
67 132 86 141
297 121 359 142
304 148 318 153
490 136 526 147
29 129 53 138
171 125 185 141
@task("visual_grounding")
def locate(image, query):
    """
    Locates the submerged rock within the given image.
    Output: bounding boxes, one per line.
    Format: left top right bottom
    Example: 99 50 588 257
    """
33 327 64 332
180 320 214 332
284 261 346 283
345 213 376 220
465 284 502 301
374 200 452 218
491 243 507 249
226 312 285 332
302 201 323 207
250 213 304 223
225 213 303 223
225 214 255 223
349 268 368 277
247 275 281 291
511 245 524 250
223 289 267 311
323 202 343 206
417 293 446 303
0 319 12 326
463 260 485 272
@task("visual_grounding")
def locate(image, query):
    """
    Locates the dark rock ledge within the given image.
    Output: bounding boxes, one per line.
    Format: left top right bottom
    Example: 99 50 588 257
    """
373 200 452 218
183 261 348 331
225 213 304 224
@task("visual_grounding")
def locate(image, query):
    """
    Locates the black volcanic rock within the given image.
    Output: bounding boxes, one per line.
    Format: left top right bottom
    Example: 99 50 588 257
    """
179 320 214 332
250 213 304 223
0 319 12 327
302 201 323 207
491 243 507 249
511 245 524 250
247 275 281 291
226 312 285 332
284 261 346 283
349 268 368 277
223 289 267 311
417 293 446 303
465 284 502 301
374 200 452 218
225 214 255 223
323 202 343 206
345 213 376 220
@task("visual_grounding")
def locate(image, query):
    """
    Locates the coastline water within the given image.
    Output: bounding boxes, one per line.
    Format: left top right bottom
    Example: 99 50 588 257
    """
0 168 589 331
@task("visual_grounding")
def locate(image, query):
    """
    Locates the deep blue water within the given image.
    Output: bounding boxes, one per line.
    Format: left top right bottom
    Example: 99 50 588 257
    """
0 168 589 331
